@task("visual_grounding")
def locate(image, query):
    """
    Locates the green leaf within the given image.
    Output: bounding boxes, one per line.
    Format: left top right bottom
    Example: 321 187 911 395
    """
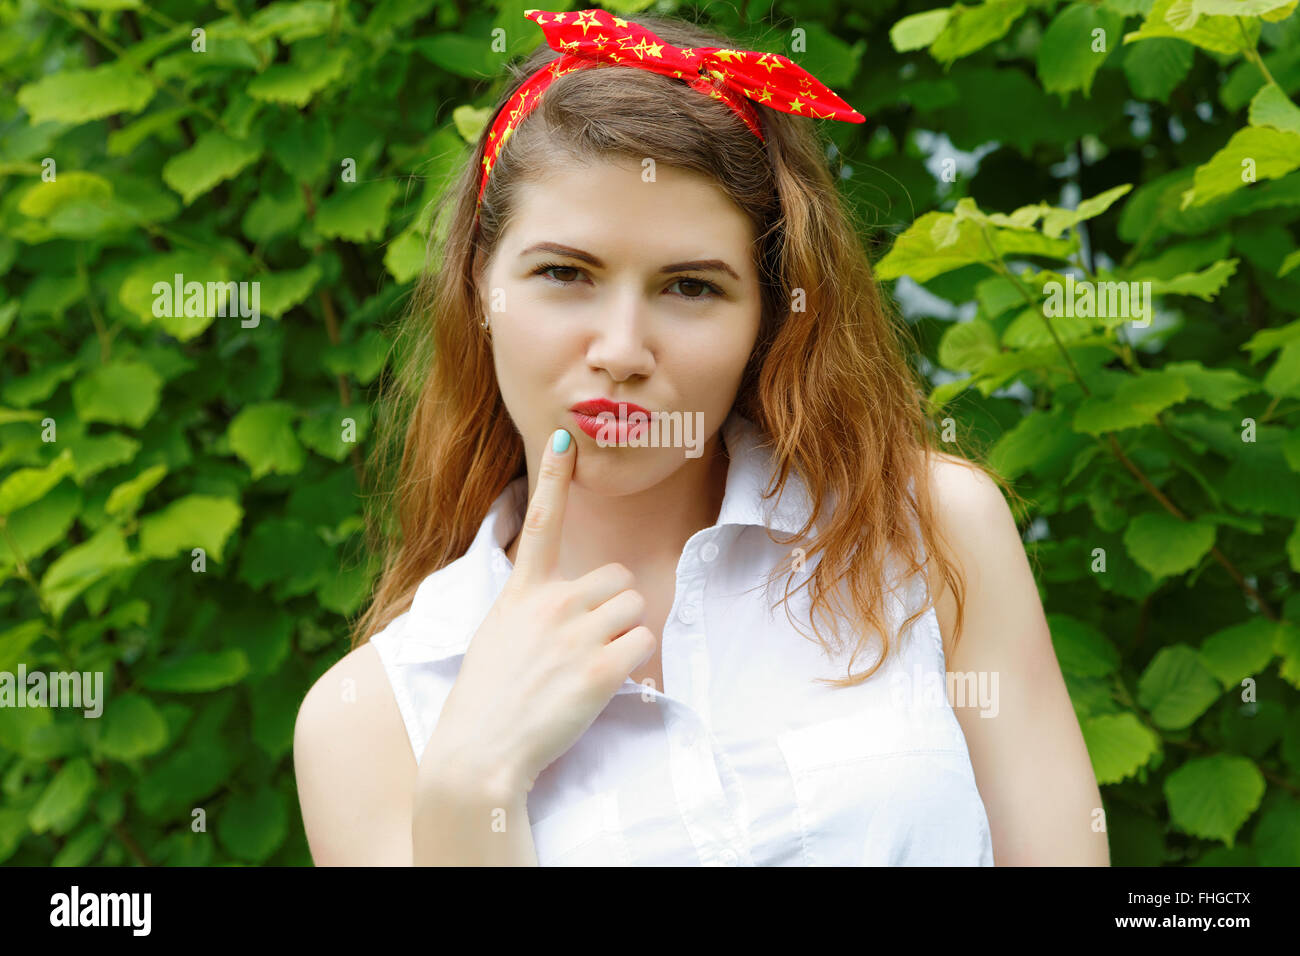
1124 512 1217 579
383 228 427 283
267 111 331 184
1146 258 1239 300
987 408 1079 479
217 786 288 862
315 180 400 242
298 405 371 461
139 650 250 693
1193 0 1297 16
247 45 349 107
256 262 322 319
136 741 233 819
876 210 1073 282
1198 618 1277 689
0 808 29 864
1037 4 1123 99
40 525 134 620
1081 713 1162 784
99 693 169 760
1124 0 1257 55
930 0 1029 65
105 463 167 518
227 402 305 479
137 494 244 563
1049 614 1121 677
52 823 107 867
1123 37 1194 100
1137 644 1224 728
937 318 999 372
162 129 264 205
16 62 154 125
0 449 75 515
72 360 163 428
317 562 374 616
1073 370 1190 434
1264 341 1300 398
1278 249 1300 278
411 34 491 78
29 759 97 835
1277 622 1300 689
0 620 46 674
238 518 329 592
1163 360 1258 409
890 9 953 52
1002 305 1093 348
17 172 113 218
1252 798 1300 866
1040 185 1135 239
1164 754 1264 847
64 432 140 483
1249 82 1300 137
1183 126 1300 209
245 0 335 43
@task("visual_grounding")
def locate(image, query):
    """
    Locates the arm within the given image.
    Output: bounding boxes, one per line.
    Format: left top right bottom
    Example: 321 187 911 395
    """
293 642 540 865
928 455 1110 866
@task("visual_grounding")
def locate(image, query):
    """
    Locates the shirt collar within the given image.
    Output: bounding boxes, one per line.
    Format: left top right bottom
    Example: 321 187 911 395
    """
391 409 818 667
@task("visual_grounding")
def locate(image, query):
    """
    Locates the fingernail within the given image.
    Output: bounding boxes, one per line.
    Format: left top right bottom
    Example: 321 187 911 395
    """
551 429 571 454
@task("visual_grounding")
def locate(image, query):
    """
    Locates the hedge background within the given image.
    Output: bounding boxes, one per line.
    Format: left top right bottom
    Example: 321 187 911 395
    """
1 0 1298 866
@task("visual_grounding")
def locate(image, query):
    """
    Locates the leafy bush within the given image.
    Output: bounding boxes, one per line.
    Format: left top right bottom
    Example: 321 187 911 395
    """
1 0 1298 865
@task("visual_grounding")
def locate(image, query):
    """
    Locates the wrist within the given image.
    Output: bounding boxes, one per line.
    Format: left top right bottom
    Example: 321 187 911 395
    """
418 735 528 805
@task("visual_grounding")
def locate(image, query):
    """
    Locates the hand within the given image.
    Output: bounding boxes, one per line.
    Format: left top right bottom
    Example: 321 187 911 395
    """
428 428 658 795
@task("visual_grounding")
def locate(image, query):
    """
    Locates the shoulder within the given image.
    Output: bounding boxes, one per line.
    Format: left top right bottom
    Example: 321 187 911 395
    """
926 451 1011 525
293 631 418 865
920 452 1027 657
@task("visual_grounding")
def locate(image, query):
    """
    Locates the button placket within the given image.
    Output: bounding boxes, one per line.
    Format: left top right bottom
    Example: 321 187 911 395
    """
659 561 755 867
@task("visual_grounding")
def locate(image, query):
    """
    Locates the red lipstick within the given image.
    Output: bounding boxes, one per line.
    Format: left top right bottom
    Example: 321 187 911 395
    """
569 398 653 445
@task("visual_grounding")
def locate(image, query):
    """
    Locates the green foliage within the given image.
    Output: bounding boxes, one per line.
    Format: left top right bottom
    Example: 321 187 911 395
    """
0 0 1297 867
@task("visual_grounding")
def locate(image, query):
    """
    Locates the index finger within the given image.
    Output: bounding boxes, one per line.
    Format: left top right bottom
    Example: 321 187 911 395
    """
512 428 574 586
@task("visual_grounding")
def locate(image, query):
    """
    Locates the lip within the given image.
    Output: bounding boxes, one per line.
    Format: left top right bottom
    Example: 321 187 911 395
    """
569 398 654 445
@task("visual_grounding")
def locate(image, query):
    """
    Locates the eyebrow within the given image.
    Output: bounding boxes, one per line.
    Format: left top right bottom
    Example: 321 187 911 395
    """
519 242 741 281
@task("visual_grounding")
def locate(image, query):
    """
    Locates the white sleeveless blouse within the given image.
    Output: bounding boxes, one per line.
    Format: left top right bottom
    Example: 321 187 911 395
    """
371 411 995 865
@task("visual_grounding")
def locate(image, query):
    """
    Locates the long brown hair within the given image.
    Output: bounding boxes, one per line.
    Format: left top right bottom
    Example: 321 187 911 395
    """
355 12 978 686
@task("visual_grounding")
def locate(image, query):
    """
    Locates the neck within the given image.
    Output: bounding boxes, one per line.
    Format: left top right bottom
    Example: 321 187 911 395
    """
505 431 731 579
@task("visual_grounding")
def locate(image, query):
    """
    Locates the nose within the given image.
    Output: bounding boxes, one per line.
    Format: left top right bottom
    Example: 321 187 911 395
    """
585 287 655 381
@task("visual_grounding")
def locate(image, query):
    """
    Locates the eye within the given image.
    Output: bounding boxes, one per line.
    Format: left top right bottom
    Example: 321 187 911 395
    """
532 262 585 284
668 277 721 300
533 261 728 303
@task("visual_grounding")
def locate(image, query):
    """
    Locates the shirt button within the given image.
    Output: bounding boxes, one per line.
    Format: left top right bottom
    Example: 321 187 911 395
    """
678 604 697 624
700 541 719 562
719 848 739 865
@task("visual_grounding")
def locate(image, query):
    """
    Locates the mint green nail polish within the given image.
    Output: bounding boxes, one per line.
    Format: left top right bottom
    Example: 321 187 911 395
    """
551 429 570 453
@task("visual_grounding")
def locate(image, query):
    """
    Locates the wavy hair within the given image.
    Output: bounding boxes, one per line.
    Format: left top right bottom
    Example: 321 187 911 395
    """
353 12 982 686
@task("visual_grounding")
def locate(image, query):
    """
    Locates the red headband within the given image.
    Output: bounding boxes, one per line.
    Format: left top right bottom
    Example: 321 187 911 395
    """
476 8 866 213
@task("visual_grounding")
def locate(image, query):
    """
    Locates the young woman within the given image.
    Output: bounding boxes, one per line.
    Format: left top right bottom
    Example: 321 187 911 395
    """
293 8 1108 866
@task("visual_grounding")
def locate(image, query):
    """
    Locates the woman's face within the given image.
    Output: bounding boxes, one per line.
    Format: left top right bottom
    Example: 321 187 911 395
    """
478 157 763 495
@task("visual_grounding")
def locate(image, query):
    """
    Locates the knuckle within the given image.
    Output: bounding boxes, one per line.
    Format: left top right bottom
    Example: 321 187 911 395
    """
539 457 567 481
523 504 551 535
608 562 635 589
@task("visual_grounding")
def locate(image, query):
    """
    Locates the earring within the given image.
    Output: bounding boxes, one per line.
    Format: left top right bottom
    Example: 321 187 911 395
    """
481 313 491 332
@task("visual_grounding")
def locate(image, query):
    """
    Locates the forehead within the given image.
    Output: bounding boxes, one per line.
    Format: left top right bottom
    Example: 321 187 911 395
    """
500 158 757 261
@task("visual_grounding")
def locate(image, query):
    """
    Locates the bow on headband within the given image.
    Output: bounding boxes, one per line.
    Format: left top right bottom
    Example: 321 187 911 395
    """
477 8 866 209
